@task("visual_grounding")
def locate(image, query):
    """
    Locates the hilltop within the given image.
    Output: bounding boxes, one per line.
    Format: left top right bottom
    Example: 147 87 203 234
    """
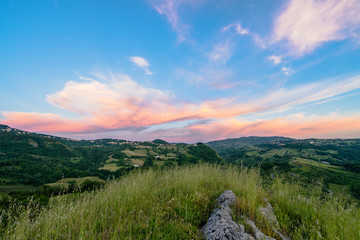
1 164 359 239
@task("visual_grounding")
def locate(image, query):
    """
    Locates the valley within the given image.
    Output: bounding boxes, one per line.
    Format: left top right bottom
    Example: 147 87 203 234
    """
207 137 360 199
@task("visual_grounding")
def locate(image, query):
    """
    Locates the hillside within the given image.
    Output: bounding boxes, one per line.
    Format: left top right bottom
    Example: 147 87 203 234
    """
207 136 294 151
0 125 222 193
208 137 360 199
1 164 359 239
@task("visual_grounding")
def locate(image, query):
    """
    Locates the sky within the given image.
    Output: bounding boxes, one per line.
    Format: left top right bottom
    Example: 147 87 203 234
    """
1 0 360 143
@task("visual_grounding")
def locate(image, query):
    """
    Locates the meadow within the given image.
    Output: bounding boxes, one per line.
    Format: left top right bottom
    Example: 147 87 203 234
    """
1 164 359 239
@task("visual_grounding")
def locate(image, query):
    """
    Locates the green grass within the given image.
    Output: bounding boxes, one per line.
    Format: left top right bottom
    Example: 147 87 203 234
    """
122 147 160 158
0 178 13 183
285 148 300 155
262 149 284 157
0 185 38 194
271 180 360 240
122 149 148 157
70 157 81 164
328 183 350 196
105 155 119 164
1 164 360 239
325 150 338 154
154 160 165 166
45 177 105 189
130 158 144 166
98 163 121 172
293 158 346 173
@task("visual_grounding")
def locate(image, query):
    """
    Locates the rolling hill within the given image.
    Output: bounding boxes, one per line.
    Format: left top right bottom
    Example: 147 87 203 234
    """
0 125 222 193
207 136 360 199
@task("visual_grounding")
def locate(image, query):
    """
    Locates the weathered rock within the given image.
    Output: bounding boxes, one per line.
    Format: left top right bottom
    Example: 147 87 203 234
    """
202 191 287 240
215 190 237 207
246 219 275 240
202 190 254 240
258 203 278 228
258 203 289 240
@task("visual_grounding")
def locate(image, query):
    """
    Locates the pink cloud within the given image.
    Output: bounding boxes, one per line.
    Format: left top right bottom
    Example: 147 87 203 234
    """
1 112 93 133
157 114 360 142
152 0 191 42
273 0 360 56
2 72 360 141
0 72 247 134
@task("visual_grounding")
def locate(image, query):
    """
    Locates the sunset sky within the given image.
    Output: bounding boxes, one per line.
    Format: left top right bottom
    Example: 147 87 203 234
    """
1 0 360 142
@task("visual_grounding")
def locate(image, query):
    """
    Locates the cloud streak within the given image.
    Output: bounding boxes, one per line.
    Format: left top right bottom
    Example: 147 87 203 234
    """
129 56 153 75
152 0 191 42
2 72 360 141
222 22 267 49
268 55 282 65
174 113 360 142
207 41 233 63
222 23 249 35
273 0 360 56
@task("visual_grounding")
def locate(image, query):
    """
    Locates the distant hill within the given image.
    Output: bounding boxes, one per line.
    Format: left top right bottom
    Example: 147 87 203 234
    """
206 136 294 150
1 130 360 239
207 136 360 200
0 124 9 130
152 139 169 145
0 125 222 193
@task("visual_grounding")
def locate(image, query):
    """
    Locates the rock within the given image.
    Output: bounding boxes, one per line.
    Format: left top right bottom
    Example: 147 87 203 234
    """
258 203 290 240
202 190 254 240
246 219 275 240
258 203 279 228
215 190 237 207
202 191 287 240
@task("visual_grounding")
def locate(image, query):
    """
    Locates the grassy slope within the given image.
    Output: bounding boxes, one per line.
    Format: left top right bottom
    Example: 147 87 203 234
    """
2 164 359 240
0 125 222 192
209 138 360 199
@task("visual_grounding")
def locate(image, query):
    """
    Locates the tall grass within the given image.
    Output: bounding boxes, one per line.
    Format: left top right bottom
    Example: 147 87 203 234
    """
1 164 359 239
1 165 264 239
270 180 360 240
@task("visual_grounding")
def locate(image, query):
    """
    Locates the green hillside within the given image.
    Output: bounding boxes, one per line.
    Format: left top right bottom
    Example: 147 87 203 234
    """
1 128 360 239
207 136 294 151
0 125 222 193
208 137 360 199
1 164 359 239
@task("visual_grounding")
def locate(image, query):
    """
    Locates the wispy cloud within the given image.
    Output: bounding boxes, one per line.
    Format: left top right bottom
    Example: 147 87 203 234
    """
281 66 292 76
0 72 245 133
177 113 360 142
207 41 233 63
273 0 360 56
2 72 360 139
222 23 249 35
1 112 93 133
222 22 267 49
255 75 360 112
268 55 282 65
129 56 153 75
176 67 235 89
152 0 190 42
252 34 267 49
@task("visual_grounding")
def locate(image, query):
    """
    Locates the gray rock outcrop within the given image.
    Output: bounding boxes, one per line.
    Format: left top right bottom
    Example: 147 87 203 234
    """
258 203 289 240
202 191 289 240
246 219 275 240
202 190 254 240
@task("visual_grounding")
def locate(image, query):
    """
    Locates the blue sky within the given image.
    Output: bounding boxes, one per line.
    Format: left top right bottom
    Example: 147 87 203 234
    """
1 0 360 142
